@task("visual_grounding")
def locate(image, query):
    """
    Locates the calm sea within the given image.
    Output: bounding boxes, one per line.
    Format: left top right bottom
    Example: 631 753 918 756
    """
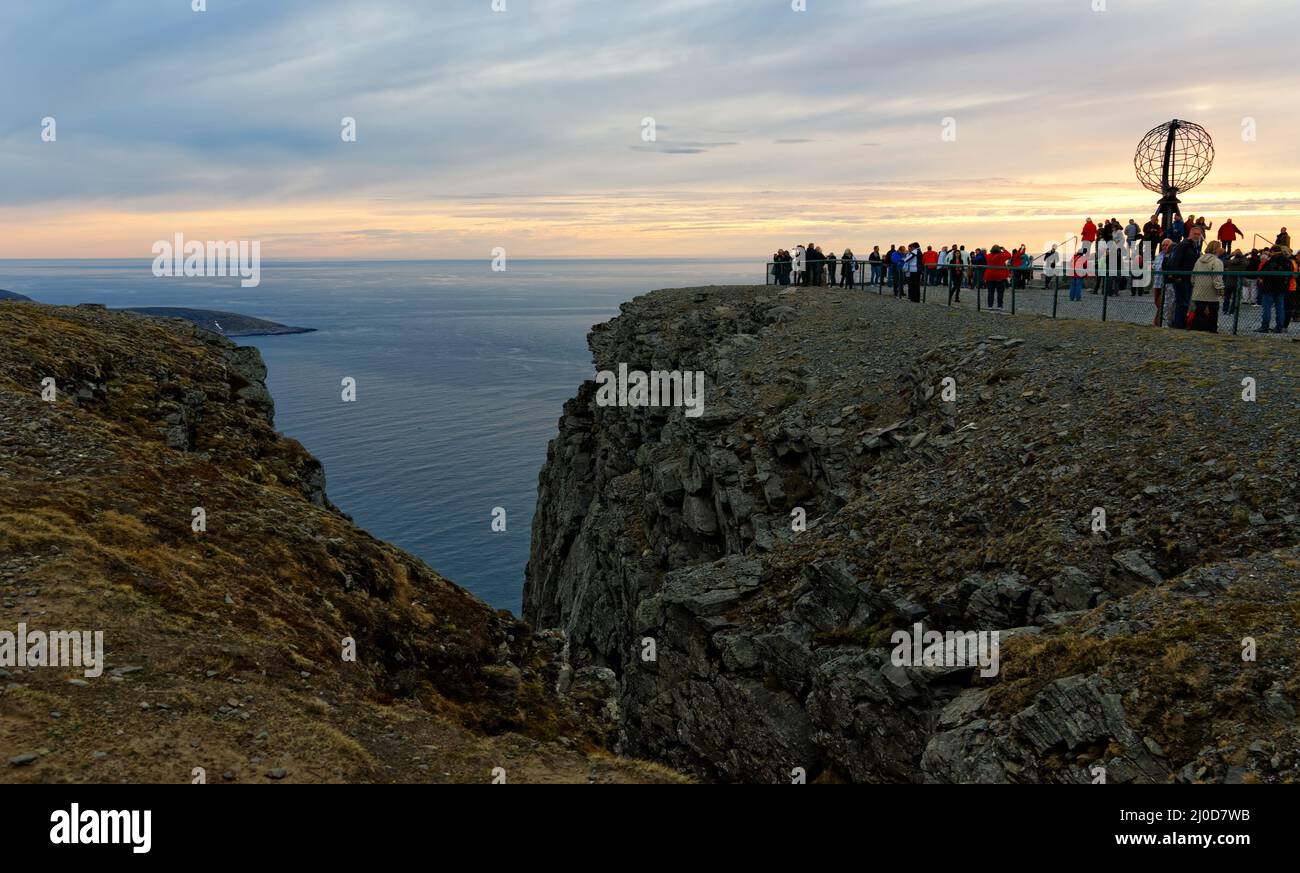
0 259 758 613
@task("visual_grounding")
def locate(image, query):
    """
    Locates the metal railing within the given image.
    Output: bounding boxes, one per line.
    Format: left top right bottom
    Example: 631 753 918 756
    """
765 260 1300 336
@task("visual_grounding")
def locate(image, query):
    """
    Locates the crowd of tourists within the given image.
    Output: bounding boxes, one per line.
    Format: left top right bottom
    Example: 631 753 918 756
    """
770 242 1035 310
769 217 1297 333
1077 214 1295 333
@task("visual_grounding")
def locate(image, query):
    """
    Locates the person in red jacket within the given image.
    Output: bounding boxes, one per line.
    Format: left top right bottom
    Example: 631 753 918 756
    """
1217 218 1243 260
984 245 1013 309
922 246 939 286
1081 218 1098 253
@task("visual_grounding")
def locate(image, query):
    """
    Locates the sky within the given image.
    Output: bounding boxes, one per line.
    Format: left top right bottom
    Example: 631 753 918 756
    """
2 0 1299 259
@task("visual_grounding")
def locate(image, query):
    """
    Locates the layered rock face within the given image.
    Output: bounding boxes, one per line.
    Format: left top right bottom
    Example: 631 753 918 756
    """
525 285 1300 783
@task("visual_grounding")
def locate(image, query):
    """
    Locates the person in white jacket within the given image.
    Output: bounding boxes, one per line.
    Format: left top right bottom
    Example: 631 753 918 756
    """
793 245 806 287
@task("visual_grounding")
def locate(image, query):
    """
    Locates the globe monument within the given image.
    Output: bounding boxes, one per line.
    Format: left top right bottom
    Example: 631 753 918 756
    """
1134 119 1215 231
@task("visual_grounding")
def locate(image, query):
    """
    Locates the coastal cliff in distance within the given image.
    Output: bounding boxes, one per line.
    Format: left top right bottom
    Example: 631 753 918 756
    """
0 291 313 337
124 308 315 338
525 284 1300 783
0 301 678 783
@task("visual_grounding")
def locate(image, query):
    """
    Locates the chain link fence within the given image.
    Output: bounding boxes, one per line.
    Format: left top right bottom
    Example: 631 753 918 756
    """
765 260 1298 336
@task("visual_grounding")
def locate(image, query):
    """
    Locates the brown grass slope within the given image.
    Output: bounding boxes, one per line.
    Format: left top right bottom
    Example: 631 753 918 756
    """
0 301 681 783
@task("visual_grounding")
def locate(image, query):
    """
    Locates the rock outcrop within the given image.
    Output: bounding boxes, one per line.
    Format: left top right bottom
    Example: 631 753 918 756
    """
525 284 1300 783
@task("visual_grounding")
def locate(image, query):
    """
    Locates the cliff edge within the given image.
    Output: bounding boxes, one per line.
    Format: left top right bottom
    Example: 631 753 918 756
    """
0 301 678 783
525 284 1300 783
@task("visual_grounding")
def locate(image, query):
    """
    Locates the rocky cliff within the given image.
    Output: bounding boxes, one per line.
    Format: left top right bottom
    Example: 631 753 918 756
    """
0 302 678 783
525 285 1300 783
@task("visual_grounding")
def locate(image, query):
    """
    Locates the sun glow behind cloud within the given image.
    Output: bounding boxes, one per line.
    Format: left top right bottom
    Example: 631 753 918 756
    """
1 0 1298 259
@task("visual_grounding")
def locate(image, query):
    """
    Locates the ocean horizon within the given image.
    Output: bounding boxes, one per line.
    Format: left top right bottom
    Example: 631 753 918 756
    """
0 258 759 613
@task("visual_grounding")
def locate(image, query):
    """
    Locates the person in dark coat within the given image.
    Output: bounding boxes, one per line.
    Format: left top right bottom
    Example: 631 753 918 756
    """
1223 249 1249 315
889 245 904 297
1256 245 1294 333
1143 214 1161 247
948 245 965 303
1165 226 1204 329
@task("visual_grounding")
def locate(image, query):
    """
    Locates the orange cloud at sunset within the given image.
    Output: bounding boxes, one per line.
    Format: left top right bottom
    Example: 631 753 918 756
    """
5 177 1298 262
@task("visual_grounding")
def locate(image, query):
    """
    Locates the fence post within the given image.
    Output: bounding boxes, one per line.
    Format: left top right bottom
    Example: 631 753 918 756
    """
1101 284 1108 322
1011 275 1017 315
1052 280 1059 319
1232 282 1241 336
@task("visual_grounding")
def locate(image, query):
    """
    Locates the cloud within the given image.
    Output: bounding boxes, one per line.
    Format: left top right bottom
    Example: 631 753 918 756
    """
629 140 741 154
1 0 1298 256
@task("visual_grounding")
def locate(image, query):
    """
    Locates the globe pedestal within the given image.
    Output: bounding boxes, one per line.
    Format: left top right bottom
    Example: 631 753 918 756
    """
1157 192 1181 234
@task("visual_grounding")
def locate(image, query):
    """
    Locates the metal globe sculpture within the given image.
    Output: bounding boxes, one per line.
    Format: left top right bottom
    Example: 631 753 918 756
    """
1134 119 1214 228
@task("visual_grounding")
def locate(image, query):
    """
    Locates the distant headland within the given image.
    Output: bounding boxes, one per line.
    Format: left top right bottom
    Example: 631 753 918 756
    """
0 291 313 337
122 307 315 338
